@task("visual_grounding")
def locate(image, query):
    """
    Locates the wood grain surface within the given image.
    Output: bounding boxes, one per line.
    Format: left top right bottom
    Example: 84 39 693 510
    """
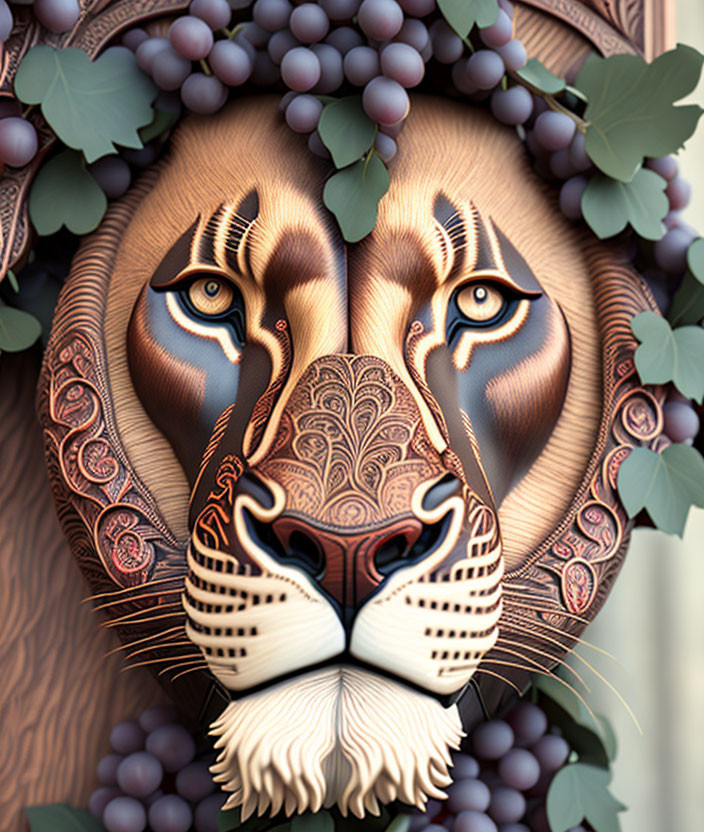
0 349 170 832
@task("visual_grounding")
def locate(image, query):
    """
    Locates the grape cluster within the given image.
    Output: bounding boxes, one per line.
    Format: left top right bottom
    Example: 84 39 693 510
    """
407 700 590 832
88 705 226 832
0 0 82 170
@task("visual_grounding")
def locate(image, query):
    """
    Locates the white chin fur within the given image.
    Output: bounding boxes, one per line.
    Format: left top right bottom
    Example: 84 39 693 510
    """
209 665 464 820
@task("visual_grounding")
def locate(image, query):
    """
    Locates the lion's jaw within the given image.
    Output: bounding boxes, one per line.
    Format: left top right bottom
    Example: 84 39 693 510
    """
209 665 464 820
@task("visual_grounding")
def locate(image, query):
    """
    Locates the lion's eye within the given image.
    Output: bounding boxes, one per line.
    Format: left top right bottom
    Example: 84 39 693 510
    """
188 277 235 317
456 283 506 324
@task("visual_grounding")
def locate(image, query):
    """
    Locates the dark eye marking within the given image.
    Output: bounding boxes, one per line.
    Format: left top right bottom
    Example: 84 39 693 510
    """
176 272 246 344
446 281 523 342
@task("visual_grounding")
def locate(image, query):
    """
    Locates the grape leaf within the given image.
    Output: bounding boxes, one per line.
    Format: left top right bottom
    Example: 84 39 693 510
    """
576 44 704 182
516 58 566 95
668 272 704 326
631 311 704 402
581 169 668 240
686 237 704 284
437 0 499 39
318 96 376 169
139 107 180 143
29 150 107 236
291 813 334 831
25 804 104 832
323 153 390 243
547 764 625 832
617 444 704 536
0 301 41 352
218 808 242 832
384 815 411 832
15 45 157 163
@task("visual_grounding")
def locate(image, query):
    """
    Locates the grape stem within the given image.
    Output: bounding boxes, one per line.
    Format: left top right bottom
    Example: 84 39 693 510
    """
508 71 590 133
221 23 244 40
200 59 212 77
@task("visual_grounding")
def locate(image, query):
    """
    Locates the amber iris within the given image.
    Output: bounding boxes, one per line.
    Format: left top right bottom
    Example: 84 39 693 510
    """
188 277 234 316
456 283 506 323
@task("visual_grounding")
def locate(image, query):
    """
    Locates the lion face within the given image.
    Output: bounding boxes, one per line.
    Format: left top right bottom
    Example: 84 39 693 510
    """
39 95 659 818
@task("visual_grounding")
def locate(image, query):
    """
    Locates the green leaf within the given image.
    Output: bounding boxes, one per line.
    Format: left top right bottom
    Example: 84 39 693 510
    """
29 149 107 236
317 97 376 169
139 107 180 143
516 58 566 95
25 804 104 832
686 237 704 284
437 0 499 38
0 300 42 352
291 812 335 832
668 272 704 326
547 764 625 832
6 268 18 292
617 444 704 535
15 45 157 163
581 169 668 240
218 807 242 832
577 44 704 182
385 815 411 832
631 310 704 401
596 714 618 762
323 153 390 243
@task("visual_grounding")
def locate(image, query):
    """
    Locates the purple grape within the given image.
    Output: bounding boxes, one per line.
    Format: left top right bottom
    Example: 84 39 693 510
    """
531 734 569 772
148 795 193 832
139 706 179 734
374 132 397 162
566 827 588 832
497 748 540 791
281 46 321 90
466 49 505 90
268 28 300 63
506 702 548 746
136 38 170 74
641 270 671 315
344 45 380 86
152 47 192 91
252 0 292 31
490 85 533 125
285 93 323 132
381 117 404 137
408 816 430 832
664 402 700 442
646 155 678 181
398 0 435 14
210 39 253 84
452 59 478 95
534 110 576 151
0 0 12 41
121 142 158 167
527 806 550 832
307 130 331 159
425 826 448 832
146 724 196 772
420 39 432 62
499 826 530 832
34 0 80 33
190 0 231 29
654 227 694 274
479 9 512 48
0 118 38 167
487 786 526 824
452 754 480 780
549 148 577 179
97 753 124 786
122 28 149 51
116 752 164 799
88 156 131 199
446 778 491 814
320 0 360 20
494 39 527 71
279 89 297 110
454 811 498 832
110 720 146 755
145 790 165 807
325 25 363 53
362 75 409 125
559 175 588 221
567 131 591 172
472 721 514 760
251 49 280 84
102 796 147 832
666 177 692 211
169 16 214 60
175 761 216 803
357 0 404 41
311 43 344 92
89 787 122 819
380 42 424 87
394 18 429 52
498 0 514 13
240 21 270 47
194 792 227 832
181 73 229 112
429 19 463 64
290 3 329 42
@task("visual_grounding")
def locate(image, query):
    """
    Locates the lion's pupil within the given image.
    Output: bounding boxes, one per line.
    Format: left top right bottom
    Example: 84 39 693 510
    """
474 286 488 303
205 281 220 297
